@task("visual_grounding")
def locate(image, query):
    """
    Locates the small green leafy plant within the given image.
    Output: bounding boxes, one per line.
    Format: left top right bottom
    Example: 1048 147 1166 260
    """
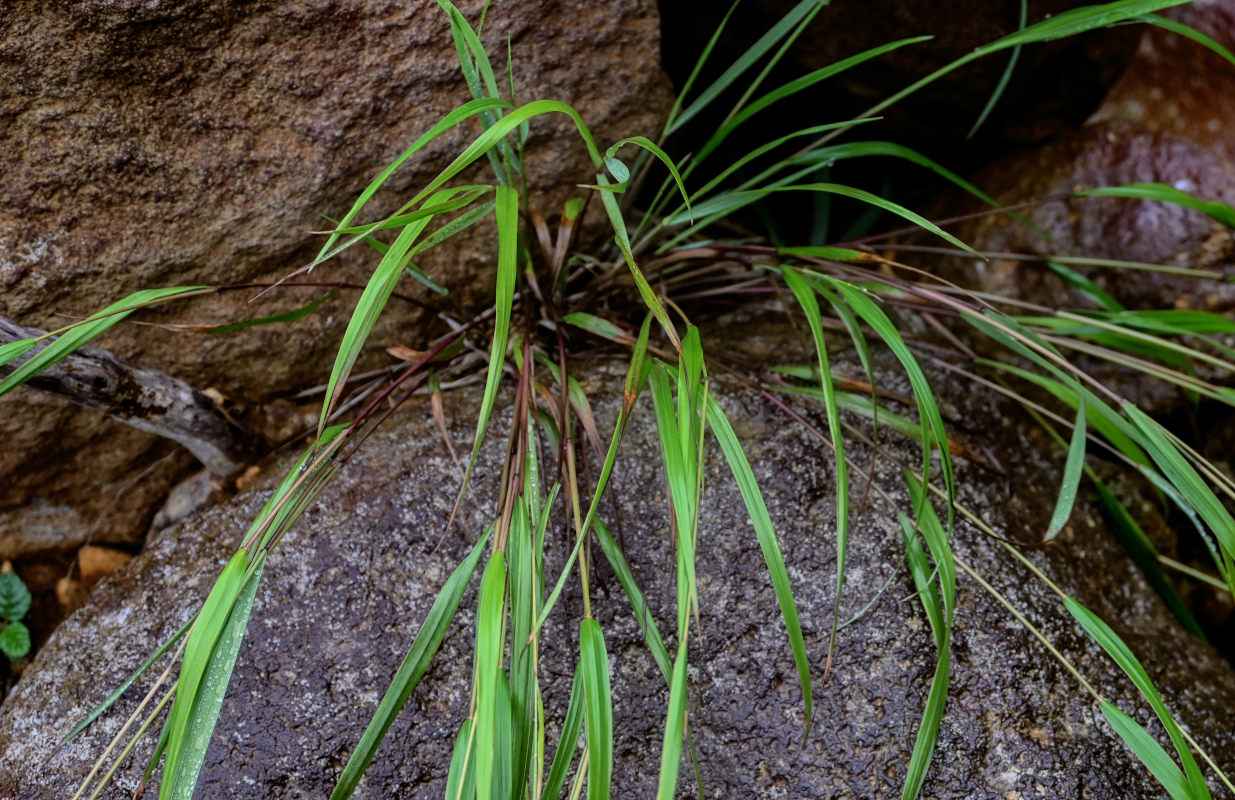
0 571 32 663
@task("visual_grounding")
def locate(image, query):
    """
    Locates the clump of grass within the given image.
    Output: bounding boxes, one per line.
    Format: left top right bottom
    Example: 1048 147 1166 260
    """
3 1 1234 798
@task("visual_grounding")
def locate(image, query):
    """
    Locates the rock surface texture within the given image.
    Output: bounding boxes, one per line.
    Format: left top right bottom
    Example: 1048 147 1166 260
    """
1 339 1232 798
0 0 672 557
935 2 1235 312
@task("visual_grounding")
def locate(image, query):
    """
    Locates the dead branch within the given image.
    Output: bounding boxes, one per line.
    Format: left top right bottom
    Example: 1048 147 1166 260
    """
0 316 249 476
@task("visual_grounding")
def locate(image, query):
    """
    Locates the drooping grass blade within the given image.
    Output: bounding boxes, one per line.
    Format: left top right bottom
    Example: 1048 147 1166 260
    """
1 286 210 395
1077 183 1235 229
1045 399 1087 541
1066 598 1212 799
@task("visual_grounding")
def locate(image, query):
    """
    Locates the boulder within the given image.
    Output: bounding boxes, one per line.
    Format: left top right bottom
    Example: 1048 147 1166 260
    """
0 0 672 557
932 3 1235 313
1 332 1231 798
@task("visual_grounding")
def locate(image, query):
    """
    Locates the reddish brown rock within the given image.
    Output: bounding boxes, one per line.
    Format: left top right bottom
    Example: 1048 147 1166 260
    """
0 0 672 557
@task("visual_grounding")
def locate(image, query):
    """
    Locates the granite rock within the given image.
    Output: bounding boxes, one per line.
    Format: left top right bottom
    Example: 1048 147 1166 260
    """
0 337 1231 798
0 0 672 556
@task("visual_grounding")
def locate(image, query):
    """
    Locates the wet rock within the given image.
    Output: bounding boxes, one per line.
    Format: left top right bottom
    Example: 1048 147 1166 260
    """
75 545 133 586
0 338 1231 798
0 0 672 555
932 3 1235 312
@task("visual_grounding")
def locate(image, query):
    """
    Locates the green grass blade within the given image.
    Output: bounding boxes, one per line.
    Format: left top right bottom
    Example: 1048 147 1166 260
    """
654 637 690 800
541 667 585 800
779 245 868 261
1140 13 1235 67
1099 703 1197 800
159 550 250 799
407 198 497 264
438 0 513 185
0 339 37 369
974 358 1149 468
787 141 1003 210
579 619 612 800
493 671 514 800
670 183 978 256
445 719 478 800
330 529 491 800
606 137 690 216
696 37 931 165
560 313 629 345
777 386 926 444
312 97 510 266
413 100 604 209
1066 597 1211 798
1046 261 1125 311
968 0 1026 138
531 322 652 642
326 187 492 235
831 280 955 530
598 177 681 353
468 184 520 466
164 554 265 800
903 475 955 621
899 516 951 800
862 1 1189 127
204 290 336 335
508 496 538 800
649 364 696 626
1 286 210 396
595 519 671 680
667 0 826 135
1076 183 1235 228
1124 403 1235 596
673 119 880 216
1046 399 1087 541
782 266 847 679
474 552 508 800
316 193 444 434
704 395 812 725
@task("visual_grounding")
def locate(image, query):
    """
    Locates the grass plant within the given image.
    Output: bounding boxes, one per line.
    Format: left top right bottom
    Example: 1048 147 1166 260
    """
3 0 1234 797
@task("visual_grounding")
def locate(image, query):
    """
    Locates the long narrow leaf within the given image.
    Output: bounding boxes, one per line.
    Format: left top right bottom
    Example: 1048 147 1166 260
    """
312 97 509 266
474 553 508 800
468 184 520 466
704 395 812 725
579 619 612 800
1099 702 1197 800
164 555 266 800
667 0 826 134
1 286 210 395
900 518 951 800
160 550 250 799
1066 598 1211 799
541 668 585 800
1077 183 1235 229
1045 399 1087 541
783 265 848 679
